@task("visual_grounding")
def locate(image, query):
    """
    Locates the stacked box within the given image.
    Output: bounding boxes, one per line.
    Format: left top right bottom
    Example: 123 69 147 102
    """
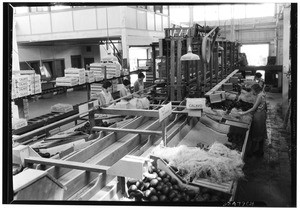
28 74 42 94
14 75 30 97
85 71 95 83
11 78 19 99
229 77 239 84
104 63 121 79
12 118 28 130
222 83 234 91
65 68 86 85
90 83 103 99
56 77 79 86
17 85 30 98
51 103 73 113
209 91 226 104
90 63 105 80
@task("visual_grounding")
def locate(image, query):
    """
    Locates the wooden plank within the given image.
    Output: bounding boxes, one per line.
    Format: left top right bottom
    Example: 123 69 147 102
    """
98 108 160 118
170 39 176 101
205 69 239 96
224 42 228 76
210 51 213 89
241 129 250 160
214 45 219 84
224 120 250 129
192 179 233 194
92 127 162 136
46 116 145 178
25 157 110 173
59 117 160 199
176 39 182 101
220 42 224 80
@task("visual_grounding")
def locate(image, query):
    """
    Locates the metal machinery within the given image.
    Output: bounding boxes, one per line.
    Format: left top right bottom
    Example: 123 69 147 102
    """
156 24 240 101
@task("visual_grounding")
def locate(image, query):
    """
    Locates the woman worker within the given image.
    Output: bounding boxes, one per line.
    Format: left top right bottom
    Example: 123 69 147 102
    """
99 81 114 107
238 83 267 157
119 79 132 102
133 72 145 98
254 72 265 89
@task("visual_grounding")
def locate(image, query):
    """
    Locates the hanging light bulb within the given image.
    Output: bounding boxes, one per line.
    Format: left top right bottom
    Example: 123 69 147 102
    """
180 45 200 61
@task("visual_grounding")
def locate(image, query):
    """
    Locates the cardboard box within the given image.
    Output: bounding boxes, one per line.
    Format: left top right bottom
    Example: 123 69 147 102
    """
209 91 226 103
229 77 239 84
222 83 233 91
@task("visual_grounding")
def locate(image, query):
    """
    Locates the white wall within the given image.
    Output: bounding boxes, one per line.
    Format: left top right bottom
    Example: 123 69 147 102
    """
18 45 101 69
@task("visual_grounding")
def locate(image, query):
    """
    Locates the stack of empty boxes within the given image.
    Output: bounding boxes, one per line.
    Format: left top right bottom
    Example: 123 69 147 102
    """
85 70 95 83
65 68 86 85
103 62 121 79
56 77 78 86
90 83 103 100
28 74 42 95
12 75 30 98
90 63 104 81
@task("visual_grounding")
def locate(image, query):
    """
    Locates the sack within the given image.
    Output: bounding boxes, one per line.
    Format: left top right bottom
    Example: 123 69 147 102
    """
136 97 150 109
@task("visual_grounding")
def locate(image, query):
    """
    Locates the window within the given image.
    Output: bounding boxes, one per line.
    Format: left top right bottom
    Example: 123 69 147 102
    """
15 7 29 14
163 6 169 15
137 5 147 10
50 5 71 11
30 7 49 13
86 46 92 52
147 6 154 12
154 6 162 14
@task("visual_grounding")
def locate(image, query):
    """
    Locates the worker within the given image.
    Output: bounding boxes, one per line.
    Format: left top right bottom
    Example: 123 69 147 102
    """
238 83 267 157
254 72 265 89
238 53 248 78
99 81 114 107
119 79 132 102
133 72 146 98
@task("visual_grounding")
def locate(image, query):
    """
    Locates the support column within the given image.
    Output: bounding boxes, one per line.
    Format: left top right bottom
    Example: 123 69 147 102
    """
282 5 291 116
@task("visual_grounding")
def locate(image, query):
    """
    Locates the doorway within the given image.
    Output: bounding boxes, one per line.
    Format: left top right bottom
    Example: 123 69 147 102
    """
240 44 269 66
71 55 82 68
84 58 95 69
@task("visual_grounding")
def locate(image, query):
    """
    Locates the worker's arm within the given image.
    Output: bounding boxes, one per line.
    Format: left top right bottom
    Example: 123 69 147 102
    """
98 93 106 107
133 82 141 98
240 94 262 115
119 88 127 98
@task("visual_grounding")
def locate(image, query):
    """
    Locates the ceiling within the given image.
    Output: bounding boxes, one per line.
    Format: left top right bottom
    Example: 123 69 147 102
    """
17 36 122 46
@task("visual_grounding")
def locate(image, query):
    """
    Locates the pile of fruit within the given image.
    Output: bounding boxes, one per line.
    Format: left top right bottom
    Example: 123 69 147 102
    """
126 163 230 202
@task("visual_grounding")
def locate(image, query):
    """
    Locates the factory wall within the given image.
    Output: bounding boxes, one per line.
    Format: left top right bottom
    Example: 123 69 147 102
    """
14 6 168 43
195 16 281 64
18 44 100 70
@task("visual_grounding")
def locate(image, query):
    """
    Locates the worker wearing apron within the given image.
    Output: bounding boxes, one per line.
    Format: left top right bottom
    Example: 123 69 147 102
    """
119 79 132 102
238 83 267 157
133 72 145 98
99 81 114 107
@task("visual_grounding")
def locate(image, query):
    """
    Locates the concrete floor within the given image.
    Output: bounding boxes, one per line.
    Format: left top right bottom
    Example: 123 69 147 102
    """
28 89 88 119
235 92 293 207
27 91 293 206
